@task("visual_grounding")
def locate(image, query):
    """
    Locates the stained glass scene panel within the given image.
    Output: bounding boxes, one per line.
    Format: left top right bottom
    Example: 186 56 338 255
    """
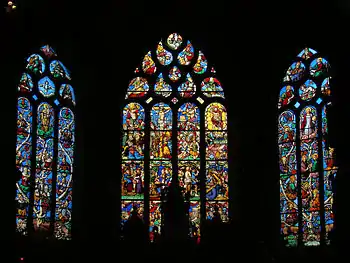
283 61 305 82
149 161 172 201
278 86 294 109
205 131 228 160
54 108 75 240
150 103 172 130
121 161 144 199
206 161 228 201
121 201 144 232
34 103 55 231
302 211 321 246
177 41 194 66
309 57 329 78
142 51 156 75
178 131 200 160
300 106 318 141
193 50 207 74
18 73 33 93
38 76 56 98
281 213 298 247
26 54 45 75
321 77 330 96
178 161 200 200
279 142 297 176
154 73 172 97
189 201 201 239
324 171 334 212
121 131 145 160
278 110 296 144
49 60 71 80
150 131 172 159
280 174 298 214
299 80 317 101
206 201 229 222
149 201 162 242
178 73 196 98
325 210 334 243
322 106 328 135
205 103 227 130
16 97 32 234
126 77 149 99
122 103 145 131
178 103 200 130
59 84 76 105
201 77 224 98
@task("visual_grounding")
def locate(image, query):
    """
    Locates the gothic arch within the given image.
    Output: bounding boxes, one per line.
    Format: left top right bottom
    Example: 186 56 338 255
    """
121 33 229 242
15 45 75 240
278 48 336 246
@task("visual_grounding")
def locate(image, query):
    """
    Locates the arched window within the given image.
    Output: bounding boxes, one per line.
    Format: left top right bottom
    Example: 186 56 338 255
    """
15 45 75 240
278 48 336 247
121 33 229 242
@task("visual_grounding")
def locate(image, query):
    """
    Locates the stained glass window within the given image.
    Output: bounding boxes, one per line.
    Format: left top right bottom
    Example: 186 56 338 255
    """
120 33 229 242
15 45 76 240
278 47 336 247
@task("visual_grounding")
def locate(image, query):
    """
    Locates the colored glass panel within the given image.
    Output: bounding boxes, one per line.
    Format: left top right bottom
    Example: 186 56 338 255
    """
54 108 75 240
121 131 145 159
321 77 330 96
205 103 227 130
201 77 224 98
206 201 229 222
302 211 321 246
178 41 194 66
26 54 45 75
122 103 145 130
38 76 56 98
283 61 305 82
278 86 294 109
15 97 33 235
178 103 200 130
150 103 172 130
121 161 144 199
178 161 200 200
169 66 181 82
156 41 173 66
41 45 57 58
299 79 317 101
154 73 172 97
278 110 296 144
49 60 71 80
281 213 298 247
297 47 317 60
142 51 156 75
59 84 76 105
206 161 228 201
149 201 162 241
126 77 149 99
193 51 208 74
205 131 228 160
166 33 183 50
189 201 201 239
300 106 318 141
33 103 55 232
309 57 329 78
178 73 196 98
18 73 33 93
121 201 144 232
150 131 172 160
149 161 172 200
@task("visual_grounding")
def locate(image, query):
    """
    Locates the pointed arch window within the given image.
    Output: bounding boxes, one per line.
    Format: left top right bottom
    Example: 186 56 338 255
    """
15 45 76 240
121 33 229 242
278 48 336 247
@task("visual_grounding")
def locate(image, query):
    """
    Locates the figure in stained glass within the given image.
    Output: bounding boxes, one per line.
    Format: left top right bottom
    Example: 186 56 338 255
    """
178 161 200 200
178 103 200 130
206 131 228 160
121 201 144 230
206 202 229 222
279 143 297 176
169 66 181 82
193 51 207 74
149 161 172 199
149 201 162 241
122 132 145 159
26 54 45 75
41 45 56 58
122 161 144 199
126 77 149 99
178 73 196 98
281 212 298 246
278 86 294 108
150 103 172 130
178 41 194 65
150 131 172 159
18 73 33 93
178 131 200 160
302 211 321 246
278 110 296 143
283 61 305 82
189 201 201 239
201 77 224 98
154 73 172 97
50 60 71 80
205 103 227 130
299 80 317 101
310 57 329 78
300 106 317 140
321 77 330 96
280 173 298 213
59 84 76 105
206 161 228 200
38 76 56 98
297 47 317 60
142 51 156 75
156 41 173 66
123 103 145 130
322 106 328 134
167 33 183 50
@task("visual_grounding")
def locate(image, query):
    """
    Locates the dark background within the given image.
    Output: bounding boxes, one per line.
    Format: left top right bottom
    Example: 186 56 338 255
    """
1 0 350 256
